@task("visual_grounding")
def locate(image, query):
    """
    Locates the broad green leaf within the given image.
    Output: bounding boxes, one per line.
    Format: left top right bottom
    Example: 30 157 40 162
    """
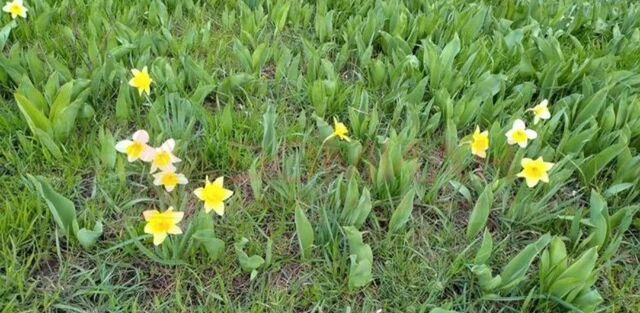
248 158 263 201
115 83 131 122
499 233 551 290
388 189 415 233
580 142 624 184
52 99 83 141
193 231 225 260
548 248 598 300
18 76 48 112
235 237 265 273
344 226 373 290
49 81 74 121
294 205 314 260
429 309 458 313
262 104 278 158
584 191 608 250
15 93 52 136
474 228 493 264
28 175 76 236
0 20 16 51
76 221 103 249
353 188 372 228
33 128 62 158
471 264 502 291
467 185 494 239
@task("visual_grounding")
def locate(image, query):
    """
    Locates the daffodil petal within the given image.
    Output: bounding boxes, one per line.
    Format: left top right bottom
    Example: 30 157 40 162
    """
194 187 204 200
153 233 167 246
540 174 550 183
222 188 234 200
205 201 224 216
526 129 538 139
115 140 132 153
161 139 175 151
168 225 182 235
140 147 156 162
143 210 159 221
132 130 149 143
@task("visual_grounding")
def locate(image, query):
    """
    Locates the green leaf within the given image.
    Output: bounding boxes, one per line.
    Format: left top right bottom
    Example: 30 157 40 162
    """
248 158 263 201
76 221 103 249
115 82 131 122
580 142 624 183
235 237 265 274
97 128 116 168
584 191 608 250
474 229 493 264
33 128 62 158
49 81 74 122
294 205 314 260
354 188 372 228
0 20 16 51
344 226 373 290
28 175 76 236
388 189 415 233
18 76 48 112
467 185 494 239
471 264 502 291
262 104 278 158
574 88 608 126
430 308 458 313
193 231 225 260
15 93 52 136
548 248 598 300
499 233 551 290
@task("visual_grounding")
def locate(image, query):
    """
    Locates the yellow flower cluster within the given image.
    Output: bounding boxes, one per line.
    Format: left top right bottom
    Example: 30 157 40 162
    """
116 68 233 245
468 100 554 188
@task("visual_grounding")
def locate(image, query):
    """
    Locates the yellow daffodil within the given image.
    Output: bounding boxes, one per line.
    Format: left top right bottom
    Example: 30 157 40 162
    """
128 66 153 96
143 207 183 246
153 170 188 192
149 139 181 173
3 0 27 19
517 157 554 188
115 129 155 162
470 126 489 158
506 119 537 148
528 99 551 125
326 117 351 142
193 176 234 216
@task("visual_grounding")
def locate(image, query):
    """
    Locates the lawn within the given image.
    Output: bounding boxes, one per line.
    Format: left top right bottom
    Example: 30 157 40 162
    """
1 0 640 312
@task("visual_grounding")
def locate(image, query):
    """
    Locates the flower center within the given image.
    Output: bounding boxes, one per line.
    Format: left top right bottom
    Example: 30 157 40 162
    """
154 151 171 168
134 74 151 87
150 214 175 233
127 142 144 158
10 4 23 15
473 137 488 150
203 185 223 202
513 129 528 143
525 165 542 179
534 106 546 116
161 173 178 186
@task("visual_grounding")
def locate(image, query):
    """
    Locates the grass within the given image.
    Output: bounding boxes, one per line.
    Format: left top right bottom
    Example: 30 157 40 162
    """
1 0 640 312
